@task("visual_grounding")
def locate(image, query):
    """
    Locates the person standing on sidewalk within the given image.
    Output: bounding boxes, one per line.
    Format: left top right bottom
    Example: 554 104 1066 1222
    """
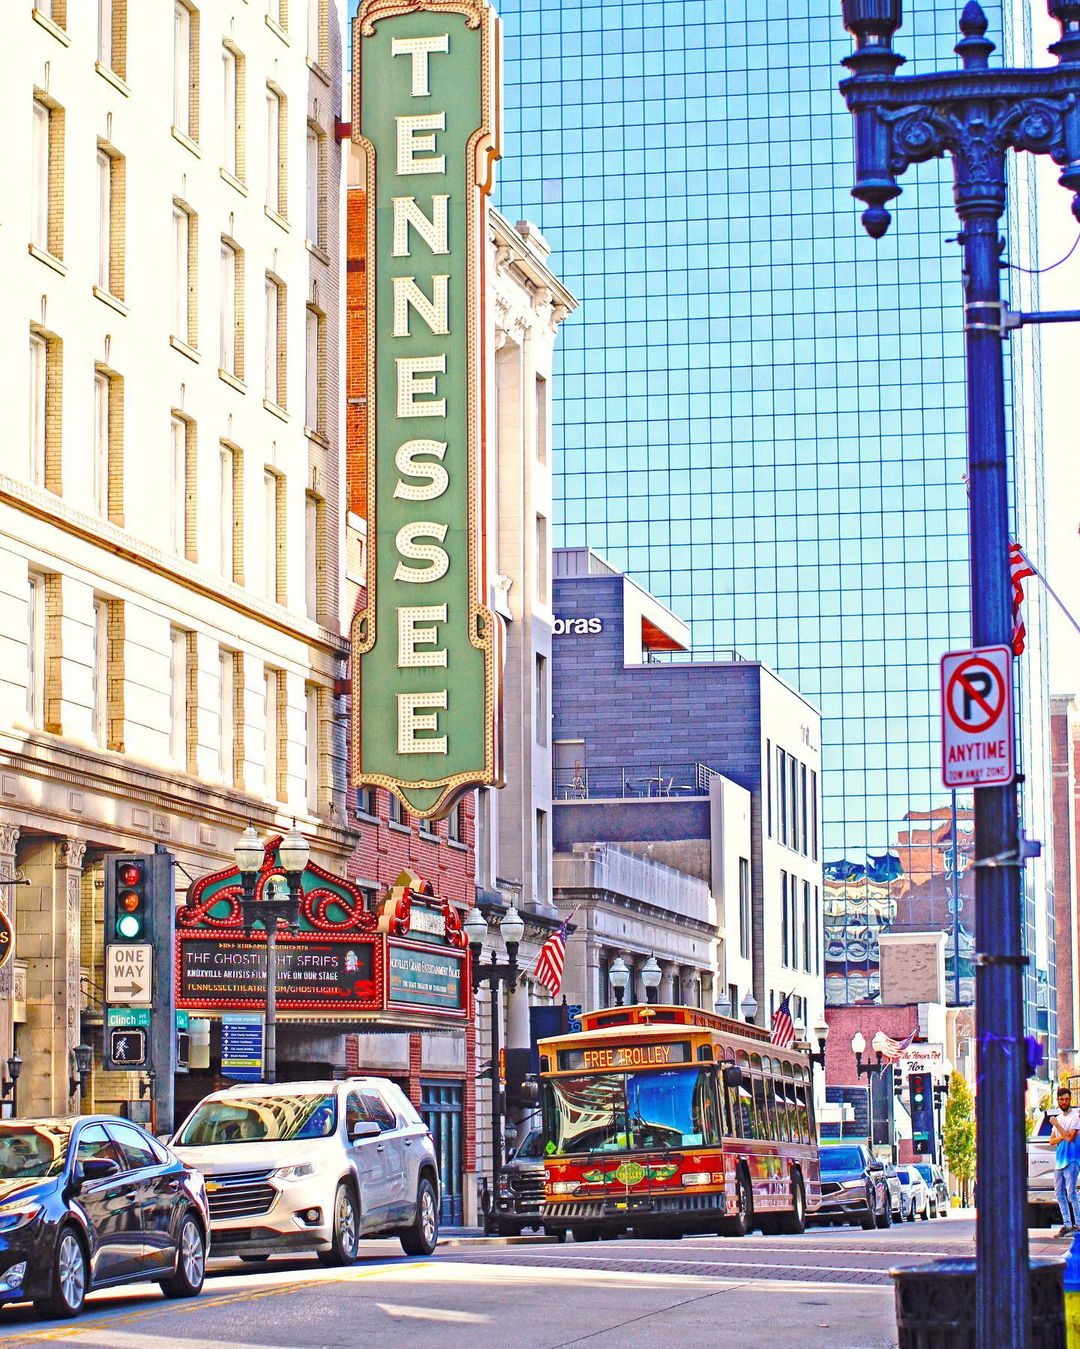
1050 1086 1080 1237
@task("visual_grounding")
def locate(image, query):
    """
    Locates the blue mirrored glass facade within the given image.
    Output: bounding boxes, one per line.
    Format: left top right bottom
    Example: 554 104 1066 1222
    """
492 0 1053 1045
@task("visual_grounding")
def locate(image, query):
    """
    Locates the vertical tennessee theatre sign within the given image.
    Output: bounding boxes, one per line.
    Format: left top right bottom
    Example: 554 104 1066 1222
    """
352 0 504 818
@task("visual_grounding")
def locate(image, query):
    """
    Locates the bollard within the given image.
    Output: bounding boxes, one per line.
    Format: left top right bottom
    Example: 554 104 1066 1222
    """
892 1258 1065 1348
1066 1233 1080 1348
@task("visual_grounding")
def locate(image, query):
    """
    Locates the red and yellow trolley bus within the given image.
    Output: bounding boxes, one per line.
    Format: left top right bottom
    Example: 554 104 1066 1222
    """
538 1003 821 1239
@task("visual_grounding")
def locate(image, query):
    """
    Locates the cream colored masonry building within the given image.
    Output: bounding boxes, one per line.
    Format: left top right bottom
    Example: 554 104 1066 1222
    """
0 0 350 1119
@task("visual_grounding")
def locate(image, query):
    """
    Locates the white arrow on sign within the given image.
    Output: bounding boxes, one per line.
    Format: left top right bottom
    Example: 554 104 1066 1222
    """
105 943 153 1005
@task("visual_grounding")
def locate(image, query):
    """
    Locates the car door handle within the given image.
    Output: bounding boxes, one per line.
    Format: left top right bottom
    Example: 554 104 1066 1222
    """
405 1139 413 1147
376 1144 386 1152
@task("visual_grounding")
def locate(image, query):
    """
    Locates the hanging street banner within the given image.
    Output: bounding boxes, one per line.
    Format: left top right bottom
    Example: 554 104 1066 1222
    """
351 0 505 819
175 845 469 1022
940 645 1015 789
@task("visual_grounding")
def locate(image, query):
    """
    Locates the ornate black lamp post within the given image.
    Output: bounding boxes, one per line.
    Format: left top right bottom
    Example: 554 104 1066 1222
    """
464 903 525 1213
234 823 309 1085
838 4 1080 1339
1 1051 20 1116
852 1031 894 1158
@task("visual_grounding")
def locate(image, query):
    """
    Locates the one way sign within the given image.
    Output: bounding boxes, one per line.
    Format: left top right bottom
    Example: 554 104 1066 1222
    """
941 645 1015 789
105 944 153 1005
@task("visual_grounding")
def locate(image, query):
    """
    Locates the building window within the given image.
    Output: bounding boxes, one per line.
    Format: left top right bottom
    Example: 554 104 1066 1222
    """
266 86 286 216
264 274 286 408
170 415 196 559
28 332 47 487
305 682 320 813
27 574 45 728
447 798 464 843
173 1 198 141
765 738 772 838
536 374 548 465
219 649 238 784
222 44 245 182
811 770 819 862
97 0 126 80
305 492 323 621
219 443 240 581
780 871 788 967
92 598 109 747
739 857 751 961
778 749 787 847
267 0 287 31
357 786 377 818
305 305 324 433
388 792 408 828
95 146 125 300
171 627 189 766
34 0 67 27
419 814 437 839
790 873 799 971
536 514 549 605
536 808 549 903
93 371 110 516
801 764 809 857
535 653 548 747
27 331 63 495
803 880 811 975
264 667 281 800
305 125 323 247
790 758 799 854
307 0 324 65
172 203 197 348
815 886 821 974
32 95 63 261
220 239 244 380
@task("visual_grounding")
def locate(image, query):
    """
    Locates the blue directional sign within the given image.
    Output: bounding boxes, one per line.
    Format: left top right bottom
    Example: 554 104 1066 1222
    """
222 1012 264 1082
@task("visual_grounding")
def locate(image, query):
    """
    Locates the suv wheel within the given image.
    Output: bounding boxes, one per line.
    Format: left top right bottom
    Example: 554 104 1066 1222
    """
399 1177 439 1257
318 1183 360 1267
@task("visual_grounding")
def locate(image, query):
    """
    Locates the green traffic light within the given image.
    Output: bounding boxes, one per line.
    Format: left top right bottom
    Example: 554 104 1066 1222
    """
117 913 142 939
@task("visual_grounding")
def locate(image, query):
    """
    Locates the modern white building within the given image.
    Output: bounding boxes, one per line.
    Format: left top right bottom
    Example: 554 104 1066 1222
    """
0 0 349 1121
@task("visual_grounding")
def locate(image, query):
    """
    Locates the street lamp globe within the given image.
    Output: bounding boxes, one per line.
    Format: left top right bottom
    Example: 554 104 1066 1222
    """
279 824 310 875
500 905 525 948
641 956 662 991
6 1052 21 1083
740 992 758 1023
793 1019 806 1043
233 823 264 876
608 957 630 996
871 1031 890 1057
716 993 733 1019
850 1030 867 1057
814 1017 830 1048
463 906 488 947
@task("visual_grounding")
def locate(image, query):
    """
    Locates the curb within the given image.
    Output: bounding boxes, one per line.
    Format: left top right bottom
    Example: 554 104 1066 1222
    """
438 1234 560 1248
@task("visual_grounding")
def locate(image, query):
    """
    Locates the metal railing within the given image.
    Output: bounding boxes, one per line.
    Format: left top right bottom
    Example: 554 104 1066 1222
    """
553 762 719 801
644 648 749 665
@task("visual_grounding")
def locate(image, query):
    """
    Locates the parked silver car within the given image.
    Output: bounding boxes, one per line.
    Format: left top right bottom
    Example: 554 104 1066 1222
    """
895 1165 934 1220
172 1079 440 1262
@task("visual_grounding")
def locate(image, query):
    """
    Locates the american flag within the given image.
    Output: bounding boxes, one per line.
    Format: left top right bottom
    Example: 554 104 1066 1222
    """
1010 541 1036 656
533 915 572 998
876 1028 918 1063
770 994 795 1049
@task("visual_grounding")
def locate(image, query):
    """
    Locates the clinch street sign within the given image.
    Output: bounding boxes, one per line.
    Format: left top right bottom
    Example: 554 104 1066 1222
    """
352 0 504 819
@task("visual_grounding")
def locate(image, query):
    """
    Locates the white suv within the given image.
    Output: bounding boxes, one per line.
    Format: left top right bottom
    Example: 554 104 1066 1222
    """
171 1079 440 1262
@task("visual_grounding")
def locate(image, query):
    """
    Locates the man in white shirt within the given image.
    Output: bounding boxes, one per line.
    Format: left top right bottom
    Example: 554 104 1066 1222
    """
1050 1086 1080 1237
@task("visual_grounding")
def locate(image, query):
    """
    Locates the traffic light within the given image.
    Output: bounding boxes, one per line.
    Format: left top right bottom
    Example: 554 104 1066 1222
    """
105 853 171 945
908 1071 936 1157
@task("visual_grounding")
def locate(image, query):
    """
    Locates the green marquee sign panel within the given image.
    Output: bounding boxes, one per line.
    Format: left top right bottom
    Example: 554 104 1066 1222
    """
352 0 504 818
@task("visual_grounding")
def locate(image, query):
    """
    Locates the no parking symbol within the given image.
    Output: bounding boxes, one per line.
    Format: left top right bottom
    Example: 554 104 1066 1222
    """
940 645 1015 789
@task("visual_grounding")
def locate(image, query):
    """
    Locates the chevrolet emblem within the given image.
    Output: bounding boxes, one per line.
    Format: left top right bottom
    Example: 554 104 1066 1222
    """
205 1181 221 1192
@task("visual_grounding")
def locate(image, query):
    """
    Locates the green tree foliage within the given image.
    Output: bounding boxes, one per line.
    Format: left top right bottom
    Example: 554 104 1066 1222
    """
943 1071 976 1205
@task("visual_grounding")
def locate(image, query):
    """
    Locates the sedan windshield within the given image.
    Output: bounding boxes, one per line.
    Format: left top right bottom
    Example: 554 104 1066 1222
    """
820 1147 864 1173
0 1123 71 1179
177 1094 337 1146
543 1068 717 1156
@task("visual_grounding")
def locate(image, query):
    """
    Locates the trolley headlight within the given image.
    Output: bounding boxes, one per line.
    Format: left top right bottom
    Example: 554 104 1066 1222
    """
549 1181 579 1195
681 1172 713 1187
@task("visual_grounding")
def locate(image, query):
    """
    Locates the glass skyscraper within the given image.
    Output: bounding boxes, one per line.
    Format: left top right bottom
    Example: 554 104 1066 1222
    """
494 0 1054 1046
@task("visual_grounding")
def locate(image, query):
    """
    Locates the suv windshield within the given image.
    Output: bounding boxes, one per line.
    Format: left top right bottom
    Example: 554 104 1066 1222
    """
914 1164 934 1183
0 1123 71 1179
543 1068 718 1156
820 1147 864 1173
177 1094 337 1145
514 1129 544 1161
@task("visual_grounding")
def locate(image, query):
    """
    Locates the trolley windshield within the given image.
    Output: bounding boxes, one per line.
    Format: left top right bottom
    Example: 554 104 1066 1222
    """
543 1067 718 1156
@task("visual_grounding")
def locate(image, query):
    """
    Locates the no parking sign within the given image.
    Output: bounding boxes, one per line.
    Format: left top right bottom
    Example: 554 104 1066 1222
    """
940 645 1015 788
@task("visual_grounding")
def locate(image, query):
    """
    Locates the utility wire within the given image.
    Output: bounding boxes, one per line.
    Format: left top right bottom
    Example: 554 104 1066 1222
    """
1005 231 1080 275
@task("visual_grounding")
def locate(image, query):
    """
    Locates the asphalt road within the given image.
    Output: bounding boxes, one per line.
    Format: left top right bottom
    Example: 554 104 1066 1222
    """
0 1213 1061 1349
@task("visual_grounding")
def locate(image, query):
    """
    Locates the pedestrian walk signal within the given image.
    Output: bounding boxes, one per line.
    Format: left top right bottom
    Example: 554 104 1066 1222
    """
908 1071 936 1157
107 1026 148 1070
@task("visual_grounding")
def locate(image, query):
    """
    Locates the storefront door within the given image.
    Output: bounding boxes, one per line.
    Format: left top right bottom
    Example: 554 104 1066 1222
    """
421 1081 464 1227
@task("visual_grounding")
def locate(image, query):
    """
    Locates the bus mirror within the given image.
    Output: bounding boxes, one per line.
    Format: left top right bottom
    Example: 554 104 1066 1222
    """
722 1064 742 1091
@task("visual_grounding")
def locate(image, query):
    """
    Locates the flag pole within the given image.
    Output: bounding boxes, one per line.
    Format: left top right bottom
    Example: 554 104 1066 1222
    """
1026 557 1080 640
